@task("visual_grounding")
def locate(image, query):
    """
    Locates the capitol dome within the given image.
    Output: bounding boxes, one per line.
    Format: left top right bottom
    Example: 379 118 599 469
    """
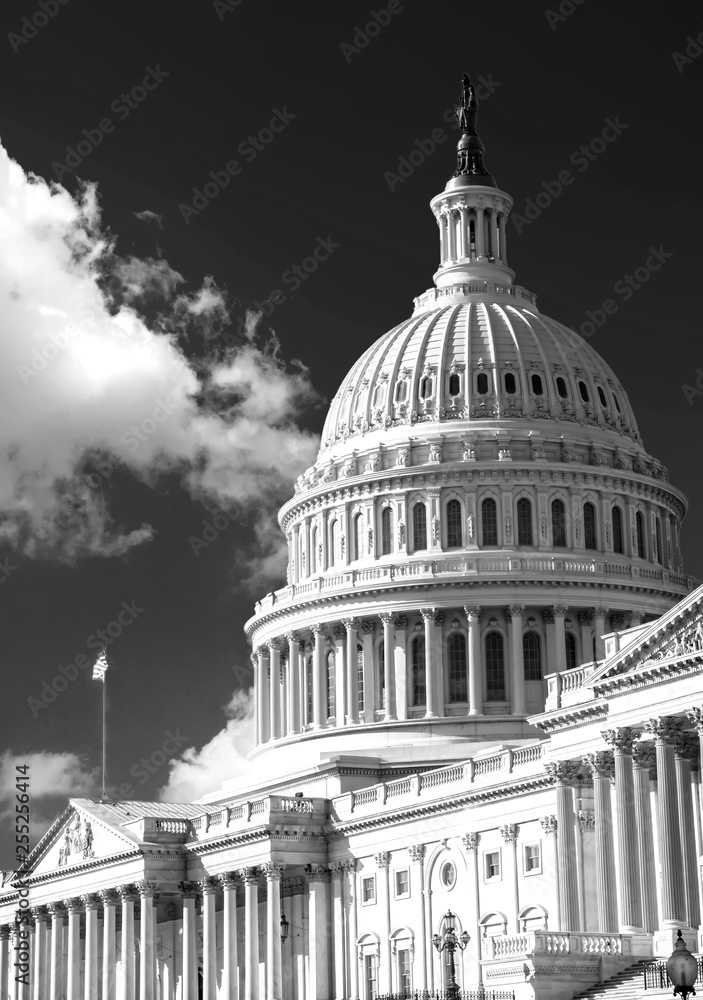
245 78 692 774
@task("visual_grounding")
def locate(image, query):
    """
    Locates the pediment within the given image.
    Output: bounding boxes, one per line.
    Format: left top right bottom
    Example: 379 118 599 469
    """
586 582 703 689
21 803 139 880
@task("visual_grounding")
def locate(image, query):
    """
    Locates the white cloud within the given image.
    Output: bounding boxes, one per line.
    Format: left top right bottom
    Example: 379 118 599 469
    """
0 137 319 569
133 209 163 227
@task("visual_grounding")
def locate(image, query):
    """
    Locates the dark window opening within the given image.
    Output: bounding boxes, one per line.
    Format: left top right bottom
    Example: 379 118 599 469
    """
412 637 425 707
482 498 498 546
485 632 505 701
636 511 645 559
556 376 568 399
523 632 542 680
504 372 517 395
551 499 566 547
597 386 608 407
448 633 467 703
477 372 489 395
381 507 392 555
583 502 597 550
420 375 434 399
578 381 590 403
412 503 427 551
449 372 461 396
612 506 624 554
446 499 462 548
565 632 577 672
531 373 543 396
517 498 533 546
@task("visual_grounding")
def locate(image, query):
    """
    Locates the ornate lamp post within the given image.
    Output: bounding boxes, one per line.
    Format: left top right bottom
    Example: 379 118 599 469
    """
432 910 470 999
667 930 698 1000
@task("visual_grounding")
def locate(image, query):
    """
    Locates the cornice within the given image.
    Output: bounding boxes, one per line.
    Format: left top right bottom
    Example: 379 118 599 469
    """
0 850 143 893
594 655 703 699
530 701 609 735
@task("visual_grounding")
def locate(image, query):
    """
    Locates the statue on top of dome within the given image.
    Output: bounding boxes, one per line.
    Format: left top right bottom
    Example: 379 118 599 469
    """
456 74 478 133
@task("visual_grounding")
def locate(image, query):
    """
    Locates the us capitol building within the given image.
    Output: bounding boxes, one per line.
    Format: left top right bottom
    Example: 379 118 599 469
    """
2 78 702 1000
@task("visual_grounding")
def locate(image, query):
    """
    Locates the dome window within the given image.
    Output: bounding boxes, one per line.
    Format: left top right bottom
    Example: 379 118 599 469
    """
412 503 428 551
411 636 426 706
477 372 489 395
504 372 517 395
613 394 622 415
446 499 462 548
655 518 663 565
578 381 590 403
636 511 646 559
485 632 505 701
381 507 393 555
523 632 542 681
372 382 386 408
551 499 566 547
556 376 569 399
481 498 498 546
353 514 364 562
449 372 461 397
517 498 533 546
394 380 408 404
448 634 467 703
420 375 434 399
612 506 624 554
583 502 597 550
597 386 608 408
530 373 543 396
565 633 577 671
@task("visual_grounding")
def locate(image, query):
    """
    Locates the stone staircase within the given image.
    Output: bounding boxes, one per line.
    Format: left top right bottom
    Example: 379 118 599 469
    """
572 962 651 1000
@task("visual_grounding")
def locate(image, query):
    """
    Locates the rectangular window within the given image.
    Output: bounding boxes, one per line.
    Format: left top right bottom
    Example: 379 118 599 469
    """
365 954 378 1000
484 850 501 881
394 868 410 898
361 875 376 904
398 948 412 996
523 843 542 874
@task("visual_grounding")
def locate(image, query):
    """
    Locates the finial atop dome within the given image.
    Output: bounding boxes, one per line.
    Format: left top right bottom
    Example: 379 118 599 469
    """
451 74 496 188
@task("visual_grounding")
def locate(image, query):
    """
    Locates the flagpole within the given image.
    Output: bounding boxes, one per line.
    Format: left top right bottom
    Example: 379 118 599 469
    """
102 670 107 800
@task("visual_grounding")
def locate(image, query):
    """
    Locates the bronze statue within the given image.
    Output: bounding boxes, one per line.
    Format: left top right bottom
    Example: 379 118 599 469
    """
455 73 477 133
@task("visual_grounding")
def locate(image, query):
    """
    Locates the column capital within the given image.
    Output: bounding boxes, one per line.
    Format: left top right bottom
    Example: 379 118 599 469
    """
539 815 557 836
285 630 301 643
595 607 610 618
342 617 356 632
30 905 48 922
408 844 426 863
268 638 283 653
420 607 435 623
80 894 101 911
310 622 325 637
218 872 240 889
673 731 699 760
505 605 525 622
686 707 703 735
250 650 258 667
544 760 581 785
261 862 286 881
305 863 330 882
199 876 219 895
578 609 595 625
577 810 596 832
342 860 358 876
240 867 260 885
134 880 159 898
46 902 66 920
632 741 656 771
464 604 482 621
117 883 139 902
393 614 408 629
379 612 394 626
360 619 376 634
602 727 637 755
178 881 201 899
99 888 120 907
583 751 614 779
499 823 519 844
610 613 626 630
0 925 10 941
461 832 480 853
542 608 555 624
62 897 83 915
328 862 345 879
332 625 346 640
374 851 391 869
643 716 682 744
552 605 568 617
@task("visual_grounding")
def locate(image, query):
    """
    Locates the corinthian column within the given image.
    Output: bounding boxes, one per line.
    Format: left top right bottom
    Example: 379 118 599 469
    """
545 761 581 930
464 606 482 715
306 865 330 1000
0 926 9 1000
343 619 359 724
256 648 269 744
583 751 617 931
177 883 199 1000
263 863 285 1000
81 896 99 1000
63 899 82 1000
421 609 437 718
379 613 396 720
506 605 525 714
603 728 644 932
219 874 238 1000
286 632 301 734
117 886 137 1000
311 624 326 729
47 904 64 1000
673 732 700 929
31 907 48 1000
269 640 282 740
100 890 118 1000
242 868 259 1000
200 878 218 1000
135 881 158 1000
632 743 659 933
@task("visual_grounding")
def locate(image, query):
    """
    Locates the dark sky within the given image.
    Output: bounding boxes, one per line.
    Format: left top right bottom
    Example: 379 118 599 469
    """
1 0 701 868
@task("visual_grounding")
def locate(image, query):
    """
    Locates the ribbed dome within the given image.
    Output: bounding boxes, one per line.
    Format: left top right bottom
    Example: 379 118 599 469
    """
320 296 640 459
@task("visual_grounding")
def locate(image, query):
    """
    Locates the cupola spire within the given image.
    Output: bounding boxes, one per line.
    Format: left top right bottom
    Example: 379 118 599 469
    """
451 74 496 188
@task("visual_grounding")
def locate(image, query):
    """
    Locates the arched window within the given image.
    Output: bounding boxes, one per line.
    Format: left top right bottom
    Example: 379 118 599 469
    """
357 644 365 714
485 632 505 701
504 372 517 395
448 634 467 702
565 633 577 672
636 511 645 558
394 380 408 404
306 655 313 724
583 502 597 550
371 382 386 409
310 526 318 574
411 636 425 707
326 650 336 719
612 506 624 554
482 498 498 546
381 507 393 555
449 372 461 397
446 499 462 548
330 520 339 565
353 513 364 561
378 643 385 709
412 503 427 551
523 632 542 680
517 498 533 546
655 518 663 565
420 374 434 399
477 372 489 395
556 376 569 399
551 499 566 547
578 381 590 403
531 373 543 396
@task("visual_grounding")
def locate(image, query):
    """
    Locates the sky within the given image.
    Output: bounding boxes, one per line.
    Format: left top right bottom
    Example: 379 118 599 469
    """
0 0 702 870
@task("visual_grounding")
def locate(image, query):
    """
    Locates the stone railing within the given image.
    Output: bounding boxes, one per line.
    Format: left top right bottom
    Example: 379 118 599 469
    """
338 744 546 821
412 280 538 312
545 663 598 712
251 557 691 617
184 795 323 840
485 931 630 960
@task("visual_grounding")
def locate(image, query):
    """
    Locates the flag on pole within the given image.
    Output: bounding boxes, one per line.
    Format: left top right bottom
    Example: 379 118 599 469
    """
92 646 109 682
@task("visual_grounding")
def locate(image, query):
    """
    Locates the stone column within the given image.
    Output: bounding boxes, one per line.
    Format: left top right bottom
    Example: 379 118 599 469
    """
100 891 118 1000
375 853 392 996
545 762 581 930
330 864 346 1000
643 718 689 947
256 648 269 745
333 625 346 727
178 883 199 1000
594 608 609 661
0 926 9 1000
342 862 358 1000
135 881 157 1000
219 873 238 1000
343 619 359 724
311 624 326 729
603 728 644 932
306 865 330 1000
264 864 285 1000
63 899 81 1000
200 878 218 1000
393 615 408 721
506 605 525 714
433 612 445 717
539 817 560 926
674 732 700 929
242 868 259 1000
632 743 659 933
360 620 376 722
380 613 396 721
9 921 21 1000
31 908 48 1000
269 640 282 741
408 846 427 989
421 609 437 718
464 606 482 715
553 606 568 672
583 751 618 931
500 825 520 933
46 904 64 1000
81 896 99 1000
286 632 301 735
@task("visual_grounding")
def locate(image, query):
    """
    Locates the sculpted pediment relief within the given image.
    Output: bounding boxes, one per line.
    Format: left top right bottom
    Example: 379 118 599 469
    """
26 806 138 879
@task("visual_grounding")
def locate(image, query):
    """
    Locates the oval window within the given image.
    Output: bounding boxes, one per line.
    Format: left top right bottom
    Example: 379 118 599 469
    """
449 372 461 397
477 372 489 395
597 386 607 407
420 375 434 399
504 372 516 395
440 861 456 889
613 394 621 414
395 380 408 404
556 376 568 399
531 373 543 396
578 381 590 403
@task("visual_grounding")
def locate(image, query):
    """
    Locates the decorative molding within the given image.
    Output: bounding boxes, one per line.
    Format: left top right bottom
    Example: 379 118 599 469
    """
261 862 286 880
374 851 391 870
539 815 557 836
462 832 480 853
582 751 614 779
408 844 426 863
643 716 682 745
544 761 581 785
602 727 637 755
499 823 519 844
577 810 596 832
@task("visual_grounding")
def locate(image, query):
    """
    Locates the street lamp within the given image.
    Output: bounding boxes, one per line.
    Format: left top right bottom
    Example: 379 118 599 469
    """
280 911 289 943
432 909 470 999
667 930 698 1000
